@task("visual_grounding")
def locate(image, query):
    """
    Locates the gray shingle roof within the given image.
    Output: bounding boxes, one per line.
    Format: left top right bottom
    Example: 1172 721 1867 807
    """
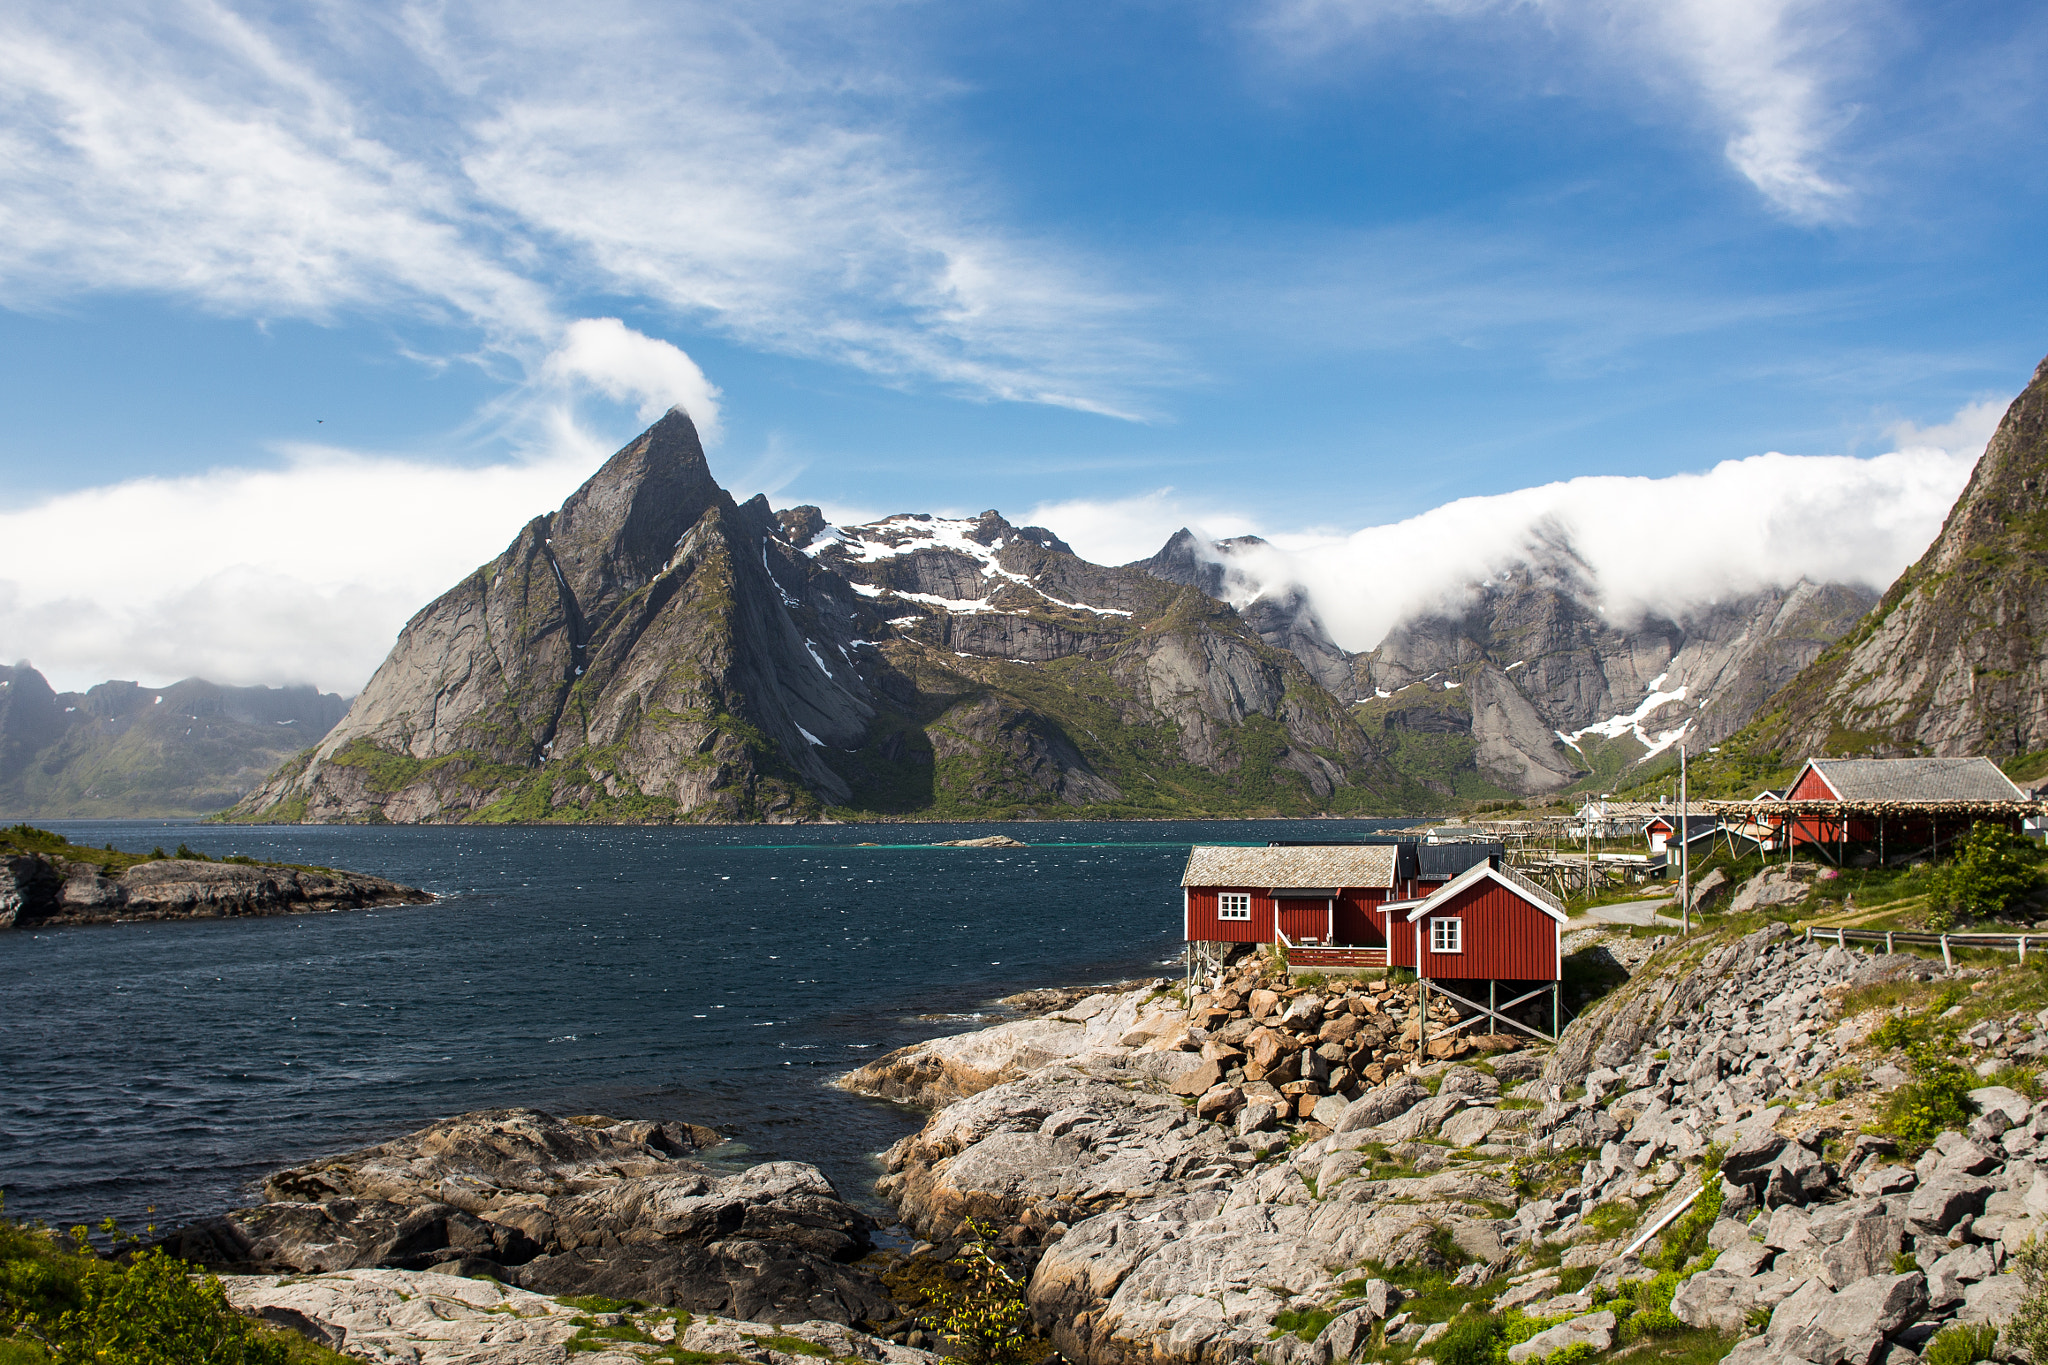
1181 845 1397 889
1807 757 2026 802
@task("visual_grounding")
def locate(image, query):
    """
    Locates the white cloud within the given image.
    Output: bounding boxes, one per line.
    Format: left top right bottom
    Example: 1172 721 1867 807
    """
1888 395 2008 455
1044 397 1999 651
0 0 1162 415
544 318 723 440
0 395 2000 695
1254 0 1859 222
1022 490 1267 566
0 439 606 694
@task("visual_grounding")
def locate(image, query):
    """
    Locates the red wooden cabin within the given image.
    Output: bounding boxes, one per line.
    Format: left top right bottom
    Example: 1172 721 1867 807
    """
1182 845 1402 966
1767 757 2027 858
1392 861 1567 1041
1181 840 1509 971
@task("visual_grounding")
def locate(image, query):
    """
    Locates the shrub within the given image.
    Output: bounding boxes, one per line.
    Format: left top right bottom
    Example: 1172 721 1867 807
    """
1432 1313 1502 1365
57 1246 285 1365
1930 823 2046 924
924 1220 1034 1365
1646 1174 1725 1271
2009 1237 2048 1365
1273 1306 1334 1341
1582 1201 1641 1239
1922 1322 1999 1365
1875 1042 1977 1145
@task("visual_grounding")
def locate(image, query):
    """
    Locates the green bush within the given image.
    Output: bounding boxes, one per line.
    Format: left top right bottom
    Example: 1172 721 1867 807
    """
1875 1042 1977 1145
1930 823 2045 924
1646 1174 1725 1272
1273 1306 1335 1341
924 1220 1033 1365
1433 1313 1502 1365
2010 1237 2048 1365
1922 1322 1999 1365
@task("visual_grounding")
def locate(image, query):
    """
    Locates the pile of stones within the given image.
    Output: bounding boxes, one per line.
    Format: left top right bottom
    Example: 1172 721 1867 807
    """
1178 955 1527 1129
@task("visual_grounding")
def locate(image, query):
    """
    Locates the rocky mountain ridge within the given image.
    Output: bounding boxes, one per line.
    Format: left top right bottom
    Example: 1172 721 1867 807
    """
230 412 1425 824
225 400 1901 822
0 663 349 817
1146 531 1878 798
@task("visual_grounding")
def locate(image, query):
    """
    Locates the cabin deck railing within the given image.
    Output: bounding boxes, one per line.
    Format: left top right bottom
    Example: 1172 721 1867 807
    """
1286 945 1389 968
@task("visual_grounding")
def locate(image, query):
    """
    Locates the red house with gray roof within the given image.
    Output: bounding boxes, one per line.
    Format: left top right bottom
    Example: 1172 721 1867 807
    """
1181 840 1567 1039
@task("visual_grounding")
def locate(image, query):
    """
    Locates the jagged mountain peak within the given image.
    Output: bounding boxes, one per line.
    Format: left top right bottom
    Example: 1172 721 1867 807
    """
546 407 722 612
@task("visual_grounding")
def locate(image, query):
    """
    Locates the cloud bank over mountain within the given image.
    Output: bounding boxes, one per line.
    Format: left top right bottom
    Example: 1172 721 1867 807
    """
1039 395 2000 652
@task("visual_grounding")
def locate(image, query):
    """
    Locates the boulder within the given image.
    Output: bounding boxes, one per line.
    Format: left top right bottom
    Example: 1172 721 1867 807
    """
1729 868 1815 915
1672 1272 1758 1334
1817 1272 1930 1340
1970 1087 2033 1128
218 1268 936 1365
1905 1176 1992 1237
1316 1307 1376 1360
1723 1125 1790 1186
1439 1107 1502 1149
1820 1215 1904 1289
1334 1077 1429 1134
1957 1274 2026 1326
1506 1310 1616 1363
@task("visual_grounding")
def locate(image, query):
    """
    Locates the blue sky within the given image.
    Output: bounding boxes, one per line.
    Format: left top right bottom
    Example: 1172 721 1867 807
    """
2 0 2045 692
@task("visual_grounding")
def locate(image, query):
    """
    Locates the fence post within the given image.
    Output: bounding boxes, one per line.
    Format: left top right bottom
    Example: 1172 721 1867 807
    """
2024 937 2030 965
1835 929 1846 948
1805 926 1812 944
1942 935 1952 970
1886 932 1893 955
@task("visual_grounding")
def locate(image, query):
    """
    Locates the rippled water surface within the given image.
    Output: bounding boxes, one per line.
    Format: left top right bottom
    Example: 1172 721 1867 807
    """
0 817 1415 1228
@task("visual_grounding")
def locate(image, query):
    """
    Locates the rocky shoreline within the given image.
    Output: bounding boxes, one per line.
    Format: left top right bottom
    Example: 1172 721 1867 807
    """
0 826 432 927
831 923 2048 1365
118 917 2048 1365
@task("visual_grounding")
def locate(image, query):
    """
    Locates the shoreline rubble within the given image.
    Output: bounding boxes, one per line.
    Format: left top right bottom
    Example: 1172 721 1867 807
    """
838 923 2048 1365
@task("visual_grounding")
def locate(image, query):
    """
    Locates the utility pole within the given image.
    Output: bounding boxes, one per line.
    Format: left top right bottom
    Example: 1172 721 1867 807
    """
1679 742 1691 936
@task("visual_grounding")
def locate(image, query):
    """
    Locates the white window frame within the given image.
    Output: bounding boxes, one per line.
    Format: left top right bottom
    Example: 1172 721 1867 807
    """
1431 916 1463 954
1217 892 1252 921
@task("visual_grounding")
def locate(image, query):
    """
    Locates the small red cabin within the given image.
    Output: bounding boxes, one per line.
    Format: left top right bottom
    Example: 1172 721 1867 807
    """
1181 839 1512 972
1181 845 1403 958
1387 861 1564 981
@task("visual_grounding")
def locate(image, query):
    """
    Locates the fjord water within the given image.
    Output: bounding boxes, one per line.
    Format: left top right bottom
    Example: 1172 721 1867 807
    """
0 817 1413 1230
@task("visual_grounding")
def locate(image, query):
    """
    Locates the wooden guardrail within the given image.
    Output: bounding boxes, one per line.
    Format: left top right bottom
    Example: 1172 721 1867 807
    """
1803 923 2043 969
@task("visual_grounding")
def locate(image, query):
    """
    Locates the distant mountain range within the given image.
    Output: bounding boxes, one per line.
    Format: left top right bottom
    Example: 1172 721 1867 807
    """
0 665 349 817
223 408 1887 824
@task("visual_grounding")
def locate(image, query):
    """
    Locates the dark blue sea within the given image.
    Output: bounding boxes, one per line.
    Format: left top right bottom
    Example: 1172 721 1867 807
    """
0 818 1416 1232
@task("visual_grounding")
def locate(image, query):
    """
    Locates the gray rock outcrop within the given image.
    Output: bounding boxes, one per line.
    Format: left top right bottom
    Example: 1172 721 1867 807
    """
164 1108 893 1327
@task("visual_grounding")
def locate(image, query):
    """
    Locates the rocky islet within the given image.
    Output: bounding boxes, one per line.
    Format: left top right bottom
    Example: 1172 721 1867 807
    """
0 828 431 928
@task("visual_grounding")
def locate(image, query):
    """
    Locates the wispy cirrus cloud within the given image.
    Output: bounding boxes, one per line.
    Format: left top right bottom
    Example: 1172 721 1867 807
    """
1253 0 1863 223
0 0 1166 417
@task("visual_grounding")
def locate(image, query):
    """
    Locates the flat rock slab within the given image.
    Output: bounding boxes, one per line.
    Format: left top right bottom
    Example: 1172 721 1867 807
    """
223 1268 939 1365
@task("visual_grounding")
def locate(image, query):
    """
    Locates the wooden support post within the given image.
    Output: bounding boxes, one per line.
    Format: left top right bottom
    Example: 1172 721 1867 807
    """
1942 935 1952 970
1490 979 1497 1035
1553 981 1560 1039
1886 931 1894 954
